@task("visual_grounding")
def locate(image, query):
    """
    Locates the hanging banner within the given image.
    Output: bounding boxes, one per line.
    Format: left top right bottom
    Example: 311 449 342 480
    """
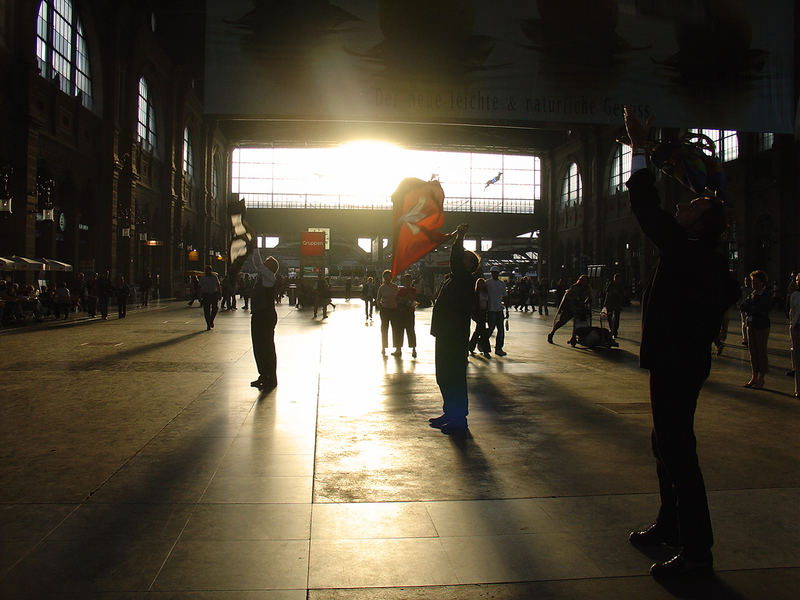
205 0 795 133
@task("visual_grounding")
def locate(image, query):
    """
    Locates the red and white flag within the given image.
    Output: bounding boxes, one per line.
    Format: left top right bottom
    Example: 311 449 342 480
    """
390 178 450 278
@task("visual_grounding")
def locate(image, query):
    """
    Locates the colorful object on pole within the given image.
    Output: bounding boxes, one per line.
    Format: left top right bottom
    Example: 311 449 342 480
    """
650 132 728 206
619 131 729 206
228 198 256 278
390 178 449 278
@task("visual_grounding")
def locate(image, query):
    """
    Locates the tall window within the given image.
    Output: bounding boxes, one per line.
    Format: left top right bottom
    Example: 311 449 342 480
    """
36 0 93 109
230 146 542 214
137 78 157 151
690 128 739 162
211 155 219 198
608 143 632 195
183 126 193 180
560 162 582 209
757 132 774 152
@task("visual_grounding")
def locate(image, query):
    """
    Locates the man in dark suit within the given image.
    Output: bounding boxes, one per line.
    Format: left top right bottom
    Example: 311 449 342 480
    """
428 224 479 435
247 244 279 390
624 107 739 578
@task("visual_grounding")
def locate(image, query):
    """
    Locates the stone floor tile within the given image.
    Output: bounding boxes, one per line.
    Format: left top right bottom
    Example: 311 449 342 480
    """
440 532 604 583
153 539 309 591
425 498 556 537
181 503 311 540
201 475 312 504
309 538 458 588
311 502 437 539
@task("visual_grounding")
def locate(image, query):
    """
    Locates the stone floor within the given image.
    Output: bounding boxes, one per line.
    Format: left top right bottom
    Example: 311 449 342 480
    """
0 298 798 599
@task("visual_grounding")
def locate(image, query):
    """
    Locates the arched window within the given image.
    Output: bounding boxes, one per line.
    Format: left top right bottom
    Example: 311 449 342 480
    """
137 78 157 151
36 0 93 109
690 128 739 162
183 126 194 180
560 162 582 209
608 143 632 196
757 132 774 152
211 154 219 199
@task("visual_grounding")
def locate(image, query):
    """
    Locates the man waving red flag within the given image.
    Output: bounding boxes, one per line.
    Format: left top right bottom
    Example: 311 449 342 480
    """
390 178 450 278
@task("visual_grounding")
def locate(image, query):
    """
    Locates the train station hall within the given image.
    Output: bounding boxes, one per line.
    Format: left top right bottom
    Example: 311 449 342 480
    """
1 1 798 598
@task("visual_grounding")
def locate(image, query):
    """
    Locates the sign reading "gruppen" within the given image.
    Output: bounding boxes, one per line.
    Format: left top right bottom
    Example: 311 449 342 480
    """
301 232 325 256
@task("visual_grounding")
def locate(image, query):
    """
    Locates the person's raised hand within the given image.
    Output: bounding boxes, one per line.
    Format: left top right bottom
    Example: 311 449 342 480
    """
624 105 653 150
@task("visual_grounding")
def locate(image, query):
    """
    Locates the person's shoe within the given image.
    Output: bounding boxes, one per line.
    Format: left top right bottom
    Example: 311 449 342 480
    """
716 343 724 356
441 421 469 435
495 349 507 356
569 337 577 347
412 349 417 358
547 333 554 344
428 415 448 427
741 340 748 346
629 523 678 547
469 350 476 356
322 314 328 319
786 369 795 377
206 325 211 331
649 552 713 578
250 378 263 388
482 352 491 358
391 349 402 357
259 378 278 391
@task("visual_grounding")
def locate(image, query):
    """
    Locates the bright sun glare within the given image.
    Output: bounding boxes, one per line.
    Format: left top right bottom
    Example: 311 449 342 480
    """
326 141 419 198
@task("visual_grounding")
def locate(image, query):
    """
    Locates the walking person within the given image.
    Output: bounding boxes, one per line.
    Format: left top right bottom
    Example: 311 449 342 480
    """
741 270 771 389
789 272 800 398
362 276 376 321
623 107 739 578
53 280 71 319
536 277 549 315
377 270 400 356
115 276 130 318
247 245 279 390
468 276 491 358
313 274 331 319
547 275 591 344
140 272 152 307
85 272 98 317
428 224 479 435
486 266 508 356
396 273 418 358
187 275 200 306
603 273 625 338
198 266 221 330
97 270 112 320
73 272 87 314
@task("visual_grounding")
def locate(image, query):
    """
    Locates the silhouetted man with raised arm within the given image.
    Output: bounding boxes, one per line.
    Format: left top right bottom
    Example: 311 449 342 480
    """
624 107 739 578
